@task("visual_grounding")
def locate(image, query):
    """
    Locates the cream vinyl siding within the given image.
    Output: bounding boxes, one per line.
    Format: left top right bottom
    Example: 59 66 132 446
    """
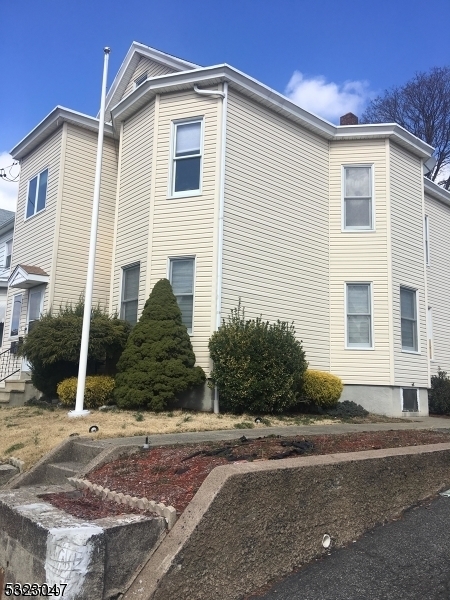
121 57 176 99
390 142 428 386
329 139 390 384
222 89 329 370
52 124 117 309
112 101 155 317
3 129 62 342
424 192 450 375
149 89 220 372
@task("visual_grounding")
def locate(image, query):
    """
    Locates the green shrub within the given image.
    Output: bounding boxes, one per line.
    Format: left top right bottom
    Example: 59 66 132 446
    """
300 369 343 408
114 279 205 411
209 303 307 414
20 300 130 398
327 400 369 419
428 369 450 415
57 375 115 409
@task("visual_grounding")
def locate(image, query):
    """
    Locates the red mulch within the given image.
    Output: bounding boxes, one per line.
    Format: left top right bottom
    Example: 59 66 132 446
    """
43 429 450 520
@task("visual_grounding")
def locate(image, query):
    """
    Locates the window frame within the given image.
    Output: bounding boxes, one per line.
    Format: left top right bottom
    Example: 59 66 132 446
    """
342 164 375 232
9 292 23 338
168 118 204 199
345 282 374 350
168 255 196 334
134 72 147 88
4 239 12 269
25 168 49 220
400 286 420 353
401 387 419 413
424 215 430 266
120 263 140 326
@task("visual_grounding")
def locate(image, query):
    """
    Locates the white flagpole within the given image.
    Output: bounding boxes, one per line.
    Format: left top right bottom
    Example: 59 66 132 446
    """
69 47 111 417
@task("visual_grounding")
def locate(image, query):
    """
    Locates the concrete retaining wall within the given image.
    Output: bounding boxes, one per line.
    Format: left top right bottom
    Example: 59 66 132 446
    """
123 443 450 600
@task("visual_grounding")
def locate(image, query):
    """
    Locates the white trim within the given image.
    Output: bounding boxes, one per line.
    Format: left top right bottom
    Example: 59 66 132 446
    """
401 387 419 413
167 255 196 335
216 81 228 332
341 164 375 232
145 95 160 299
400 286 420 353
344 282 374 350
9 292 23 339
109 122 124 314
427 306 433 361
424 214 430 266
168 118 204 199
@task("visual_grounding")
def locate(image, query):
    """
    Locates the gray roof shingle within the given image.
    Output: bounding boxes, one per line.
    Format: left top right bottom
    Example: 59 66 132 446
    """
0 209 15 228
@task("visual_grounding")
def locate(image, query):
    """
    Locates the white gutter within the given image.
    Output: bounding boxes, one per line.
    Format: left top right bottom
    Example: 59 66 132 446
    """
193 83 228 414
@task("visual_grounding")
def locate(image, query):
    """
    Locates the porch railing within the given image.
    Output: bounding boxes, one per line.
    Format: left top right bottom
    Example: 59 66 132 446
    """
0 341 22 383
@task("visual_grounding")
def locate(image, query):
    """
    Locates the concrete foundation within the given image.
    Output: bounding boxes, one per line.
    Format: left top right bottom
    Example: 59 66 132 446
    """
0 486 166 600
168 381 214 412
340 384 429 417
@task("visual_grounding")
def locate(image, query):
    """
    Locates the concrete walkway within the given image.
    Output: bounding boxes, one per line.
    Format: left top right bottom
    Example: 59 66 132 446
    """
92 415 450 449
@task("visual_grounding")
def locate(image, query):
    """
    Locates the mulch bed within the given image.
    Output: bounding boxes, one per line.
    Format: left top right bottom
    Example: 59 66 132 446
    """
43 429 450 520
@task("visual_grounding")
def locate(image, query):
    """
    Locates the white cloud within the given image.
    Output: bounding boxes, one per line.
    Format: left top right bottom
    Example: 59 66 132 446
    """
0 152 19 212
285 71 373 124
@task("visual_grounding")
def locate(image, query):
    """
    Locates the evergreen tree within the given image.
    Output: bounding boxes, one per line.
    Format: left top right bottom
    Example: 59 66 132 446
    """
114 279 205 410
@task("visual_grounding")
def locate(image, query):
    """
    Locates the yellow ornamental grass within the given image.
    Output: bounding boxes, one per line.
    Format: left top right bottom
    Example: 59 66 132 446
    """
302 370 343 408
57 376 115 409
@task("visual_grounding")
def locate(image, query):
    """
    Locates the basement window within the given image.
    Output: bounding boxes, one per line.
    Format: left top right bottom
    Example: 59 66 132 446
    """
402 388 418 412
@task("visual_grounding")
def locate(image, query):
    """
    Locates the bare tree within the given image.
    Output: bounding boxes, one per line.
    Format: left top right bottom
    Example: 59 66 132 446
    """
362 67 450 190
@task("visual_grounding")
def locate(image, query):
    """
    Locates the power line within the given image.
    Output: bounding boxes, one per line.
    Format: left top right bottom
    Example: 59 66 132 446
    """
0 162 20 182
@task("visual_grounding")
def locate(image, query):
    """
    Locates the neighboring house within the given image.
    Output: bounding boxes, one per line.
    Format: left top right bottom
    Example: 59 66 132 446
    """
0 209 15 345
4 41 450 416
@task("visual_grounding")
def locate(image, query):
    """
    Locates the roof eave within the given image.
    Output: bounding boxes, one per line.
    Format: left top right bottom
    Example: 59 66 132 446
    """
424 177 450 207
10 107 114 161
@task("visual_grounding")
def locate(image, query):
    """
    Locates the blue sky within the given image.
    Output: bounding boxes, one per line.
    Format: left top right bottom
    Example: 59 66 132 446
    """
1 0 449 210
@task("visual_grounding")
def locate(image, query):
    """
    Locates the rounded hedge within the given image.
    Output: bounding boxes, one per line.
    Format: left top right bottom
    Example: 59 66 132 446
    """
209 303 307 414
57 375 115 409
428 369 450 415
301 369 343 408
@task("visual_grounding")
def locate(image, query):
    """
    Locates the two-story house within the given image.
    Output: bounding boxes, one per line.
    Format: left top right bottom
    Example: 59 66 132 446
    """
4 41 450 416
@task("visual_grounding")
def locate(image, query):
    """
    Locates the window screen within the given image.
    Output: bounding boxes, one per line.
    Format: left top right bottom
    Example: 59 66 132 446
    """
170 258 194 331
346 284 372 347
400 287 417 351
121 264 140 325
344 166 372 229
173 121 202 194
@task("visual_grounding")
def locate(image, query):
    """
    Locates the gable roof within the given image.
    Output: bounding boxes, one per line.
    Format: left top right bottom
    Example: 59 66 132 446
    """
8 264 49 289
102 41 200 119
0 209 15 228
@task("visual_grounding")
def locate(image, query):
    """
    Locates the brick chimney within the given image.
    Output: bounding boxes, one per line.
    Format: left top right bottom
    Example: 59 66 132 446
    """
340 112 359 125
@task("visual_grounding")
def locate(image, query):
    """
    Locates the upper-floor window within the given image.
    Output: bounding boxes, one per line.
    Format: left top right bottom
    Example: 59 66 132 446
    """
5 239 12 269
400 286 418 352
26 168 48 219
343 166 373 230
121 264 140 325
424 215 430 265
171 120 202 196
134 72 147 88
169 257 195 332
346 283 373 348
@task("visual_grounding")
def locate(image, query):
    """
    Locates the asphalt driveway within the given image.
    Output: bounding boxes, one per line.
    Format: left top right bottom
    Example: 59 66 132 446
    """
251 495 450 600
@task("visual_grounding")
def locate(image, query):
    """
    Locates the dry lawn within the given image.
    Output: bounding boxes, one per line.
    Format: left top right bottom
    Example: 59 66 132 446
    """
0 405 403 471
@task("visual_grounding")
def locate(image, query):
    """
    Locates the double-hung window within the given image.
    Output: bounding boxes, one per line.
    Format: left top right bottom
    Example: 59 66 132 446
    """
5 239 12 269
10 293 22 337
171 120 202 196
26 168 48 219
169 257 195 332
346 283 372 348
121 264 140 325
343 166 373 230
400 287 418 352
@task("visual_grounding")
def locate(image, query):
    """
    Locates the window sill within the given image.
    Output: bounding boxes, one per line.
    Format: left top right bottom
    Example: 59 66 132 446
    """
401 349 421 355
345 346 375 351
341 228 376 233
24 208 46 222
167 191 202 200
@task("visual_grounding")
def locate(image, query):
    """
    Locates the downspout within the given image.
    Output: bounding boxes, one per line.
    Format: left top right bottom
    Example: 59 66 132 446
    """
193 82 228 414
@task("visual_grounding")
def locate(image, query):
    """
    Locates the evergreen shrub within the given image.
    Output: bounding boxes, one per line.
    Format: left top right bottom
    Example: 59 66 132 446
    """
327 400 369 419
428 369 450 415
300 369 343 408
57 376 115 409
19 300 130 398
208 303 307 414
114 279 205 410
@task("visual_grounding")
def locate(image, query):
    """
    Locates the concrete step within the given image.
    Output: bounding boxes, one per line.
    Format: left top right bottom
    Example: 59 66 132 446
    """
70 442 105 464
45 462 84 485
3 380 26 392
